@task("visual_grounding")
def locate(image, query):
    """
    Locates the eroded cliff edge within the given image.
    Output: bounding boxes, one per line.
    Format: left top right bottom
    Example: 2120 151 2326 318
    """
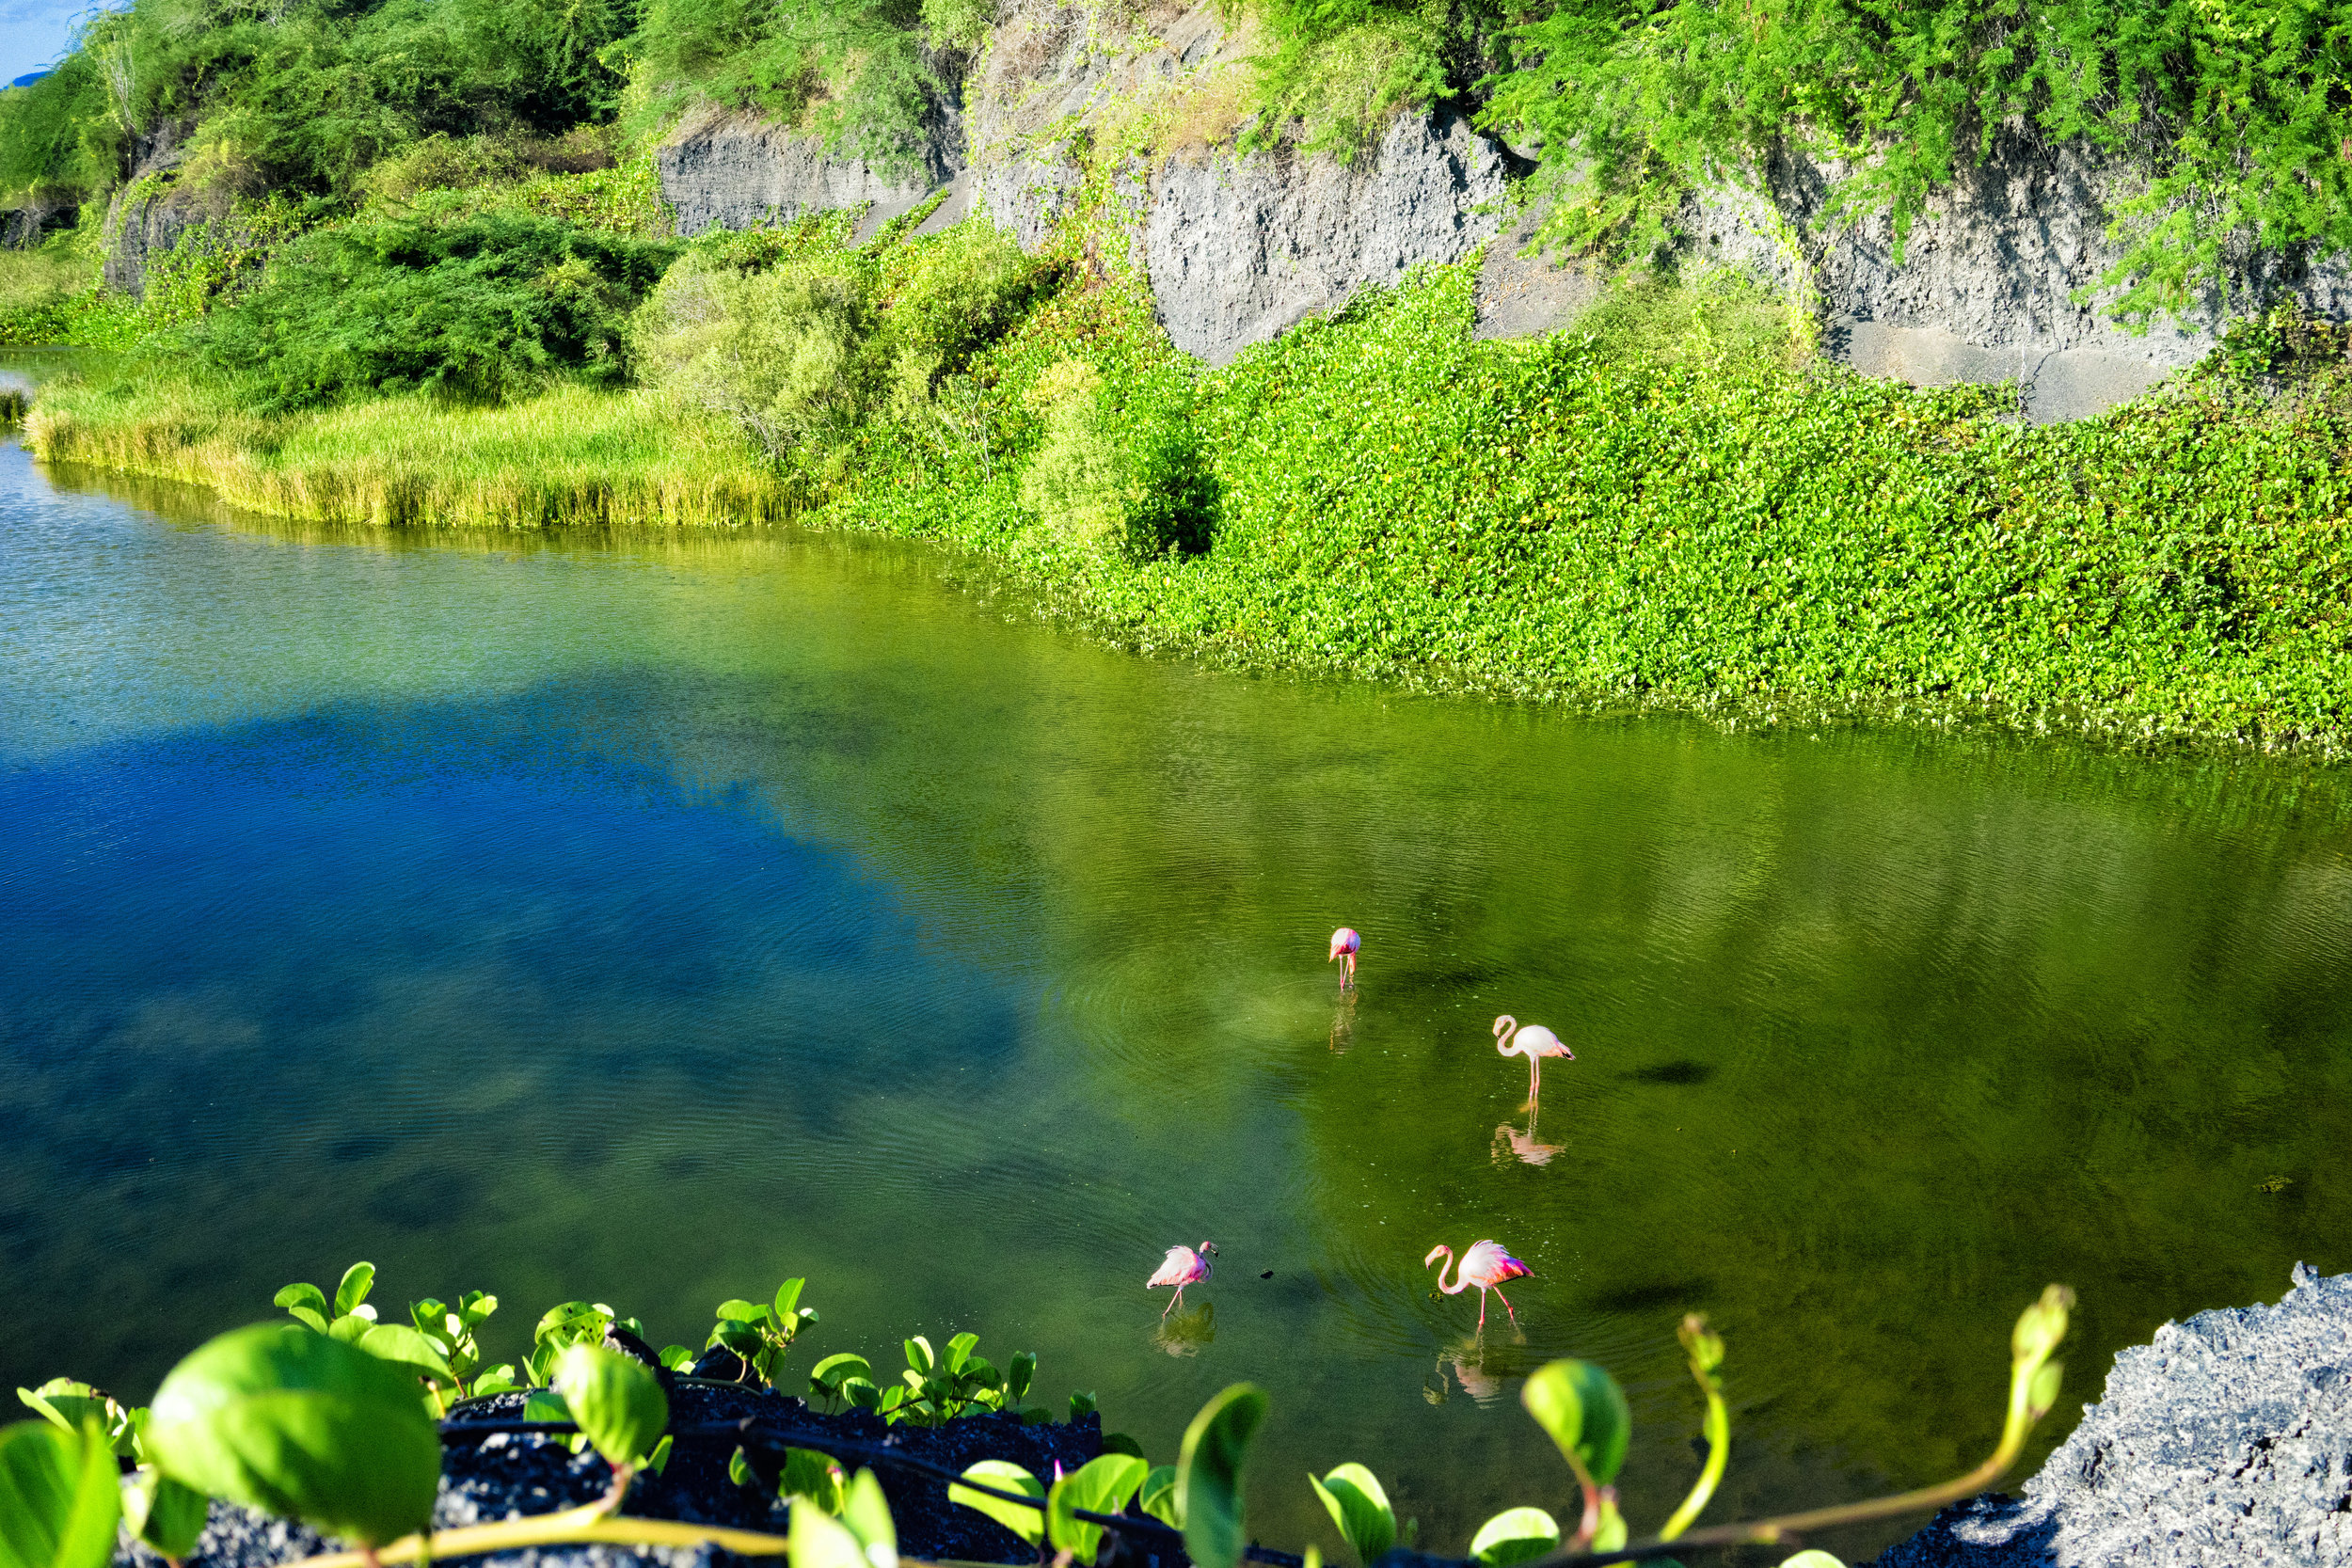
657 0 2351 419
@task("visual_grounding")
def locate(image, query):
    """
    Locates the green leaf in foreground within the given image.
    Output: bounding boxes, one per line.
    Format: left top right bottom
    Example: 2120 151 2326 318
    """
947 1459 1043 1547
1468 1506 1560 1568
123 1465 210 1560
1139 1463 1181 1527
550 1344 668 1470
791 1497 870 1568
332 1263 375 1319
1048 1452 1149 1560
782 1447 846 1514
357 1324 451 1383
1177 1383 1269 1568
0 1418 121 1568
145 1323 439 1546
1309 1463 1396 1565
841 1469 898 1567
1520 1359 1632 1484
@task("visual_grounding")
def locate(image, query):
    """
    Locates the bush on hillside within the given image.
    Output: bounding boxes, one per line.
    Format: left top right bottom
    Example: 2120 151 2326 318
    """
620 0 940 177
883 223 1049 409
1019 359 1216 562
633 257 886 459
188 212 677 408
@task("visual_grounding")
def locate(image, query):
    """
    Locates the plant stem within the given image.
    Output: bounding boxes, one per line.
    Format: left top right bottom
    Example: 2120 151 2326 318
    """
275 1506 795 1568
1531 1359 2041 1565
1657 1353 1727 1540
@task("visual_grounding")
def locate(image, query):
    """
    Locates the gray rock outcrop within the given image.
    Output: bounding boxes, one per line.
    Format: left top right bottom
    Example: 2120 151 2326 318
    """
102 183 204 298
1871 1262 2352 1567
1680 135 2352 420
644 0 2348 416
1143 110 1518 364
657 98 965 240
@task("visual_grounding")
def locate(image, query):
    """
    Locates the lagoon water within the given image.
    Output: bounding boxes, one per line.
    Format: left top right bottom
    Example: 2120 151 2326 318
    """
4 435 2350 1562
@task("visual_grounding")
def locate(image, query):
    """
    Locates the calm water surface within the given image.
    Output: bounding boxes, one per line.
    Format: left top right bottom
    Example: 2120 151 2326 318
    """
4 439 2350 1562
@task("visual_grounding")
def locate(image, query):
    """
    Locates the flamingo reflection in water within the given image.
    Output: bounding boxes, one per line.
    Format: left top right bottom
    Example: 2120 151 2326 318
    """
1329 990 1356 1053
1426 1338 1507 1404
1492 1103 1564 1167
1152 1299 1216 1356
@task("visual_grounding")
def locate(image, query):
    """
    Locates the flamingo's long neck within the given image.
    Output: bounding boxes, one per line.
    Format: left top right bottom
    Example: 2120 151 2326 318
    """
1496 1022 1518 1058
1433 1246 1468 1294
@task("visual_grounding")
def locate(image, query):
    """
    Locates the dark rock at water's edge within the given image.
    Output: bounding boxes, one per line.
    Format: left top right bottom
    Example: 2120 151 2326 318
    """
1870 1263 2352 1568
118 1378 1104 1568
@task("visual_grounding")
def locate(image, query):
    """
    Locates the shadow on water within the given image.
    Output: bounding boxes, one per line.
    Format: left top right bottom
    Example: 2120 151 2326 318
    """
5 442 2352 1562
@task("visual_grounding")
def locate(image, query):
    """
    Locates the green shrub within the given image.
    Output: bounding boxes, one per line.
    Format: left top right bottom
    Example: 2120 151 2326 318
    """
1481 0 2352 324
883 223 1049 408
1572 268 1809 373
1019 359 1216 562
633 256 886 459
619 0 940 180
189 212 677 408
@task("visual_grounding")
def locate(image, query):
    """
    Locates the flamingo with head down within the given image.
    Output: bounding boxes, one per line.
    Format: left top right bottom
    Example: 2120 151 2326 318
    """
1329 927 1360 989
1425 1240 1532 1330
1493 1015 1573 1106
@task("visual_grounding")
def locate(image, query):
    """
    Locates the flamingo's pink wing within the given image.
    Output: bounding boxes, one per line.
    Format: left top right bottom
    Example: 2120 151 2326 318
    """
1147 1246 1199 1288
1464 1239 1534 1285
1521 1025 1569 1057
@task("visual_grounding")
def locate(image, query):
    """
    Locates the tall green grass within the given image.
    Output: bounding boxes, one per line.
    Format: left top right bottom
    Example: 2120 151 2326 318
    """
32 379 788 528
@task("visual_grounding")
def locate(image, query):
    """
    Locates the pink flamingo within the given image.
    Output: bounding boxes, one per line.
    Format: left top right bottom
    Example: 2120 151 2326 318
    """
1329 927 1360 988
1425 1240 1533 1330
1147 1242 1217 1318
1493 1015 1572 1106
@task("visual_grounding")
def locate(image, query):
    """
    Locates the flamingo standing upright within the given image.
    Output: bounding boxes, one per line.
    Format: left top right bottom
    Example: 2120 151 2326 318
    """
1425 1240 1533 1330
1493 1015 1573 1106
1329 927 1361 989
1147 1242 1217 1318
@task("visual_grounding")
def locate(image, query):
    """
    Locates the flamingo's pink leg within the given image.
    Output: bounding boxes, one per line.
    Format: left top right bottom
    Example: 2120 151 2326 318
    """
1163 1286 1183 1320
1476 1290 1489 1331
1495 1286 1520 1326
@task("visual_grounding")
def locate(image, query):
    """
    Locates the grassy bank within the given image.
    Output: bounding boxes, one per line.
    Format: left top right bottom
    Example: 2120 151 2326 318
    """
25 228 2352 760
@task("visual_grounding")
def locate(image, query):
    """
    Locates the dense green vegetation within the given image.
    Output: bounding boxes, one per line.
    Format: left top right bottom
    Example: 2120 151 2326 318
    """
25 200 2352 756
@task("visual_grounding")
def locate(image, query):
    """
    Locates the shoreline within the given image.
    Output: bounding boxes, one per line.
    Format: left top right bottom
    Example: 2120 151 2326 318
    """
19 257 2352 768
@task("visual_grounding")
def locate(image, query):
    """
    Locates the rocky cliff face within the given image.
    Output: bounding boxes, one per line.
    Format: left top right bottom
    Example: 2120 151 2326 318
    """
103 183 204 298
1688 136 2352 420
658 99 966 240
635 0 2350 417
1142 111 1518 365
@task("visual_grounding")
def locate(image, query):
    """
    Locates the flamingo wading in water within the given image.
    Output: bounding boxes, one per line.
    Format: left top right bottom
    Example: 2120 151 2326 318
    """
1329 927 1361 989
1493 1015 1573 1106
1425 1240 1533 1331
1148 1242 1217 1318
